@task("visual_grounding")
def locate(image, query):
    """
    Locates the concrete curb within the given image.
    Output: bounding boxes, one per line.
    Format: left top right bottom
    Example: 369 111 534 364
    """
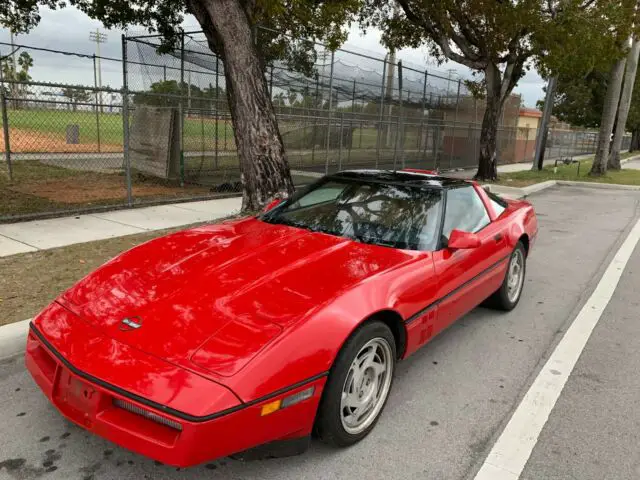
0 318 30 360
556 180 640 191
484 154 640 199
522 180 557 196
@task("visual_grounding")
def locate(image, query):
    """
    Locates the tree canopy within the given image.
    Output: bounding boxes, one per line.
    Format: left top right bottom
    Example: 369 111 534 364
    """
1 51 33 82
359 0 636 179
133 80 226 109
541 60 640 135
60 86 92 110
537 70 608 129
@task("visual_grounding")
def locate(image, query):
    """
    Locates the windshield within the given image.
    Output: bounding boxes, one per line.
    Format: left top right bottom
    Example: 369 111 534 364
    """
260 178 444 250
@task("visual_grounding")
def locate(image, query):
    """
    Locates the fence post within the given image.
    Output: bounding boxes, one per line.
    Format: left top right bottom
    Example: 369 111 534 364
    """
394 61 404 169
324 50 335 175
419 69 427 162
92 55 102 153
348 116 353 164
312 76 319 165
179 31 185 186
121 35 133 207
447 79 461 169
215 55 220 169
0 62 11 182
376 58 387 168
352 79 356 112
338 112 344 171
402 89 409 168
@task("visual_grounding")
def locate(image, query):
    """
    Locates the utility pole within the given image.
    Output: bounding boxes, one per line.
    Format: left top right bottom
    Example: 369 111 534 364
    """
89 28 107 113
532 76 557 170
8 30 19 106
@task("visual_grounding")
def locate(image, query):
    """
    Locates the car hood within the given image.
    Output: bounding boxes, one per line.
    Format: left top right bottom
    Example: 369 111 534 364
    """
59 217 416 377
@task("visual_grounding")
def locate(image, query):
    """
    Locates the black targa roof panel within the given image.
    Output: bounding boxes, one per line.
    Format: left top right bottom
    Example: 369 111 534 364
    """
329 170 470 189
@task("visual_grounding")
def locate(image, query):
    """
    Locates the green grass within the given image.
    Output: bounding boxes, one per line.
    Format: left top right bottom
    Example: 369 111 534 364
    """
8 109 124 145
497 153 640 187
3 109 426 154
4 109 236 149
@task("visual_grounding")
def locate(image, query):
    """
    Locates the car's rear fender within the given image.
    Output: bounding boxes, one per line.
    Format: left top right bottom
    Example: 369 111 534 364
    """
504 202 537 254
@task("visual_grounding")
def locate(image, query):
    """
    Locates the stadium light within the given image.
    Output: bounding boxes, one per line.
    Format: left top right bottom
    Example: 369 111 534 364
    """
89 29 108 112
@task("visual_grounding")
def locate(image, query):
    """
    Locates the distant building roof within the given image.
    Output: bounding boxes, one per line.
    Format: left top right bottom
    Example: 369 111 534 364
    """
519 107 542 118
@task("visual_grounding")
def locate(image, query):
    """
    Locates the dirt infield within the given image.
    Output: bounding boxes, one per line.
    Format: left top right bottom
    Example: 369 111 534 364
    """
0 127 122 153
1 161 213 217
9 176 210 204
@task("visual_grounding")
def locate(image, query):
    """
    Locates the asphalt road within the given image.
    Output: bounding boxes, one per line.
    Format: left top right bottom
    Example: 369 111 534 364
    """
1 185 640 480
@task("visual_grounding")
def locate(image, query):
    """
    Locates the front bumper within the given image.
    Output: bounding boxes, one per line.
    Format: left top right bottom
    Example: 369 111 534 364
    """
26 324 326 467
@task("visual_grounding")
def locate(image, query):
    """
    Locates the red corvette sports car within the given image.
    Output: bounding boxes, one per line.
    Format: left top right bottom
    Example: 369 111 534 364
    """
26 169 537 467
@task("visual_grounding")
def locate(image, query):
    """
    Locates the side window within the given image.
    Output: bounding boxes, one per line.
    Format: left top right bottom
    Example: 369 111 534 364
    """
486 190 507 218
442 186 490 240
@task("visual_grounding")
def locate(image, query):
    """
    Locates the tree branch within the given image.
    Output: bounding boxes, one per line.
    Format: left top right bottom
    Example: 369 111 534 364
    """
184 0 223 56
450 9 485 54
395 0 486 69
500 56 527 100
450 30 482 61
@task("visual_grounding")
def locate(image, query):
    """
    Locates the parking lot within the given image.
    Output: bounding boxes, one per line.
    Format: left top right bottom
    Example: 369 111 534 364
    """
1 185 640 480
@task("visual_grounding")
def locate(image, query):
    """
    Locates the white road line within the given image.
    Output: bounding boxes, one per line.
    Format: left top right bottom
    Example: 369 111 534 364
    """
474 216 640 480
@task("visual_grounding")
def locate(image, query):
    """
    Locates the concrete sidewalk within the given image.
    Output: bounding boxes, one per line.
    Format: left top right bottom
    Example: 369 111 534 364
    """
2 153 637 258
0 197 241 257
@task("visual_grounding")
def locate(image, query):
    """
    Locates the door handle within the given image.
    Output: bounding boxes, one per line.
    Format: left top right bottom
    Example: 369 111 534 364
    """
494 233 503 242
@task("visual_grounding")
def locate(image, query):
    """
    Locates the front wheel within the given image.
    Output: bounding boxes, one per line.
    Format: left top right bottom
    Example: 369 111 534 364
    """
485 241 526 311
315 321 396 447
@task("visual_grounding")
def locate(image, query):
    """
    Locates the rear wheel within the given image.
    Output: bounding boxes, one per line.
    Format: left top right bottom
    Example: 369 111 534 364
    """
315 321 396 447
485 241 526 311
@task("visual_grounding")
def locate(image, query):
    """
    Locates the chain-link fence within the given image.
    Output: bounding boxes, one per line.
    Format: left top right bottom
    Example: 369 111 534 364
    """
0 33 630 222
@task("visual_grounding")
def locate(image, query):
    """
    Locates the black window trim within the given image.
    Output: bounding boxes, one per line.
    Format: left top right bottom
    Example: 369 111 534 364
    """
485 189 508 218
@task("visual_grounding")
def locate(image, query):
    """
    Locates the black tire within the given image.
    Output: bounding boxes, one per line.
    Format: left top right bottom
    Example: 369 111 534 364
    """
315 321 396 447
484 241 527 311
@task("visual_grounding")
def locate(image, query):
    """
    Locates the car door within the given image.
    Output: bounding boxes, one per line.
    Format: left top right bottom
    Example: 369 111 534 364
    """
431 185 509 334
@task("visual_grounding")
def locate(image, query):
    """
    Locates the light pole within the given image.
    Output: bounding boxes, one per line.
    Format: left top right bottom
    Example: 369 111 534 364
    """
89 28 107 113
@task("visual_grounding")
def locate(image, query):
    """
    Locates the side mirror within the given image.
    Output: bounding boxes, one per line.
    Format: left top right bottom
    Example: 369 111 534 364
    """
448 229 481 250
262 198 282 213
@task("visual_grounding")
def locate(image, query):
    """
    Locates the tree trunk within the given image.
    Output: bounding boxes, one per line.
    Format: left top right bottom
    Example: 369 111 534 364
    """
591 57 626 175
474 65 503 181
630 128 640 152
188 0 294 211
609 37 640 170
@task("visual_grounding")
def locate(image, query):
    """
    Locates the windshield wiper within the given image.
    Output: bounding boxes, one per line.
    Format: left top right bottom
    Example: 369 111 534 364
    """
351 234 397 248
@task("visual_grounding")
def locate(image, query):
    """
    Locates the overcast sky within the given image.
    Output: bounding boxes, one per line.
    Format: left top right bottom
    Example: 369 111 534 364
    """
0 6 545 107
